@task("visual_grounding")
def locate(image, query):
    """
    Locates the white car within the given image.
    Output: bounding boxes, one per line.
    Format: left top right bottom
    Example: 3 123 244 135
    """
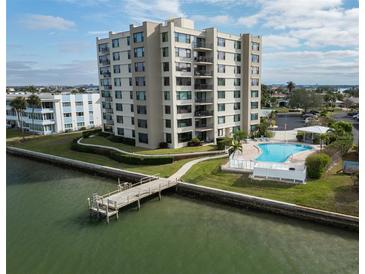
353 114 359 120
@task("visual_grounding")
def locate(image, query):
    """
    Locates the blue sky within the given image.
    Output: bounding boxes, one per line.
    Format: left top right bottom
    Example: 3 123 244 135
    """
7 0 359 85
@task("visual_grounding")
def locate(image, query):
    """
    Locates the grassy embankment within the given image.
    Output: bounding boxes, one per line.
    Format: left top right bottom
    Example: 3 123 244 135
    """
182 158 358 216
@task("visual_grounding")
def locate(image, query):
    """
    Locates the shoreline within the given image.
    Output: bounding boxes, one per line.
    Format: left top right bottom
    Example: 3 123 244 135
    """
7 146 358 231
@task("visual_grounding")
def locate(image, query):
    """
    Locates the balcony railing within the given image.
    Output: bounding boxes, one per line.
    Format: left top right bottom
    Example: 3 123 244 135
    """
194 70 213 76
105 120 114 125
195 110 213 117
194 56 213 63
195 123 214 129
103 85 112 90
194 84 213 90
195 98 213 103
101 72 111 77
104 108 113 114
99 47 109 53
103 97 113 103
193 41 213 49
99 59 110 65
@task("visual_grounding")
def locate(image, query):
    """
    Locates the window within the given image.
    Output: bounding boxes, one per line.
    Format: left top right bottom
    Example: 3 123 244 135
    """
163 62 169 72
218 90 225 99
136 91 146 101
77 122 85 127
218 116 225 124
137 105 147 114
138 133 148 144
129 78 132 86
62 102 71 107
134 47 144 58
178 132 192 143
165 119 171 128
251 102 259 109
250 125 257 132
234 114 240 122
135 77 145 86
251 78 259 86
75 101 83 106
235 66 241 74
251 113 259 120
128 64 131 73
162 47 169 57
132 130 135 137
217 51 225 60
131 117 134 125
218 64 225 73
63 113 71 117
127 50 131 59
251 54 259 63
218 129 223 136
117 115 123 123
234 53 241 62
217 37 225 47
176 62 191 72
116 103 123 111
218 78 225 86
88 101 92 105
175 32 191 43
113 65 121 74
162 32 168 42
234 40 241 49
76 112 84 116
234 90 241 98
218 103 225 111
176 91 192 100
251 66 259 75
251 90 259 97
113 52 120 61
233 126 240 133
117 128 124 136
164 77 170 86
164 91 170 100
175 48 191 58
135 62 145 72
126 36 130 46
138 119 148 128
130 91 133 99
114 78 121 86
133 32 144 43
130 104 134 112
112 38 120 48
176 77 191 86
177 118 192 128
165 105 171 114
166 133 172 144
234 102 241 110
252 42 260 51
115 90 122 99
177 105 191 114
64 123 73 129
234 78 241 86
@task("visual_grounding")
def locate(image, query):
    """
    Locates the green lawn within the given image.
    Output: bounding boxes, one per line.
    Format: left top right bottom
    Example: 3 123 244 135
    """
7 133 194 178
81 135 217 154
6 128 33 139
182 158 358 216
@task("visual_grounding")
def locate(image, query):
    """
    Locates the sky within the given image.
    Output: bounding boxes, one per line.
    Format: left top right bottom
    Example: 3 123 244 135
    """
6 0 359 86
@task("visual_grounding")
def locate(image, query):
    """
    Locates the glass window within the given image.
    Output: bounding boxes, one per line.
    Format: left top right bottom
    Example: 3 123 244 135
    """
113 52 120 61
218 64 225 73
116 103 123 111
218 78 225 86
252 42 260 51
175 48 191 58
130 104 134 112
114 78 121 86
138 133 148 144
251 66 259 75
251 113 259 120
164 91 170 100
133 32 144 43
162 47 169 57
251 54 260 63
234 78 241 86
127 50 131 59
177 105 191 114
137 105 147 114
217 51 225 60
251 125 257 132
234 53 241 62
233 126 240 133
137 119 148 128
165 119 171 128
251 90 259 97
62 102 71 107
117 115 123 123
251 78 259 86
135 77 145 86
218 103 225 111
178 132 192 143
135 62 145 72
166 133 172 144
234 40 241 49
251 102 259 109
176 62 191 72
63 113 71 117
218 129 223 136
176 91 192 100
234 102 241 110
176 77 191 86
217 37 225 47
164 77 170 86
117 128 124 136
113 65 121 74
218 91 225 99
175 32 191 43
126 36 130 46
218 116 225 124
234 114 240 122
134 47 144 58
75 101 83 106
163 62 169 72
112 38 120 48
165 105 171 114
234 90 241 98
136 91 146 101
235 66 241 74
76 112 84 116
177 118 192 128
162 32 168 42
115 90 122 99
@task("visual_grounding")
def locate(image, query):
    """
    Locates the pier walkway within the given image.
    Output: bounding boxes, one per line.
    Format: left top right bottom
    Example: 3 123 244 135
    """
88 176 178 223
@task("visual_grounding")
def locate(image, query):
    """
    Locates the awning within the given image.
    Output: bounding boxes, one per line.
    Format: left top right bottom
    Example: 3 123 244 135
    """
295 126 331 134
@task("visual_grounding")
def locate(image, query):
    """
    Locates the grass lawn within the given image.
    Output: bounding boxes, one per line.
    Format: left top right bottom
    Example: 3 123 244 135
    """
81 135 217 154
182 158 358 216
7 133 194 178
6 128 33 139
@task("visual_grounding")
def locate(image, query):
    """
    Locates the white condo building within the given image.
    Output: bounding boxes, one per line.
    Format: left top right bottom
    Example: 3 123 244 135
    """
96 18 261 149
6 92 102 134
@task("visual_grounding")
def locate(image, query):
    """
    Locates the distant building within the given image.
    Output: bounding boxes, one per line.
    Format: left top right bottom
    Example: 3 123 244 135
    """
6 92 102 134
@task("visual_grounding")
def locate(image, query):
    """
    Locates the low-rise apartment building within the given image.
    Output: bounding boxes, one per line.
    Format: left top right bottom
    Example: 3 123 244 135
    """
6 92 102 134
96 18 261 148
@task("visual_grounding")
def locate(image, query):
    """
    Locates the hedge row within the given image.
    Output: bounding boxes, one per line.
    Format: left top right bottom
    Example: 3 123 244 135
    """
106 135 136 146
71 138 173 165
305 153 331 179
82 128 102 138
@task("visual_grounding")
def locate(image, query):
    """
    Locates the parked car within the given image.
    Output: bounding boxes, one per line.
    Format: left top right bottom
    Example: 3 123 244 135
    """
353 114 359 120
302 113 316 119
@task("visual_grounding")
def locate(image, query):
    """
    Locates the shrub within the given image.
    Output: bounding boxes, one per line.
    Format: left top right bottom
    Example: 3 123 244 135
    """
188 137 202 147
98 131 112 137
159 142 168 149
305 153 331 179
312 135 320 144
82 128 102 138
325 135 353 156
80 127 87 131
107 135 135 146
265 130 274 138
296 132 304 142
216 137 232 150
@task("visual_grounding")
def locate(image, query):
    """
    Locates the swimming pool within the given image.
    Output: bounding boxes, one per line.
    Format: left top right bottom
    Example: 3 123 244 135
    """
256 143 313 163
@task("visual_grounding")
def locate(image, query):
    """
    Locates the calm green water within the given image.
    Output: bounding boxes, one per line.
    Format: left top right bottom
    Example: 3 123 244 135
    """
7 155 358 274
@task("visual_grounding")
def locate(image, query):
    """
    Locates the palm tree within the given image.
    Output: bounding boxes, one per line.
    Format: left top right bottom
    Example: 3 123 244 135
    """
233 130 247 142
287 81 295 93
319 133 328 150
26 94 42 133
229 139 243 156
25 86 38 93
10 97 27 140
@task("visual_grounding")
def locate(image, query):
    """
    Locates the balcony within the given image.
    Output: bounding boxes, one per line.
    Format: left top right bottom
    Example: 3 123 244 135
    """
195 98 213 104
103 97 113 103
193 42 213 50
99 59 110 65
194 56 213 63
195 110 213 117
101 72 111 77
194 83 213 90
104 108 113 114
105 120 114 125
103 85 112 90
195 123 214 131
194 70 213 77
99 47 109 53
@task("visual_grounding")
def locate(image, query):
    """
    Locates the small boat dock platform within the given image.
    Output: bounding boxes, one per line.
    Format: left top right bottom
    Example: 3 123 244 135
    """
88 175 178 223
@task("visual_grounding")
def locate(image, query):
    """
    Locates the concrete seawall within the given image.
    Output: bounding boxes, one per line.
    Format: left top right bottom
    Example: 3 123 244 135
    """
176 182 359 231
7 146 358 231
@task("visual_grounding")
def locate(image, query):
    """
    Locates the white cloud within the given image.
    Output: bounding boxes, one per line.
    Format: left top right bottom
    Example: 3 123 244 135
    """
22 14 75 30
87 30 109 36
262 35 300 49
191 15 231 25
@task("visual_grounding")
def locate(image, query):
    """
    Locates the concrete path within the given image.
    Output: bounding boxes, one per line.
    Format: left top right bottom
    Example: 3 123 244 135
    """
168 154 228 181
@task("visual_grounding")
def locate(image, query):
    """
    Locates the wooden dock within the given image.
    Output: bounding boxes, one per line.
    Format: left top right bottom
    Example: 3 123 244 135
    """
88 176 178 223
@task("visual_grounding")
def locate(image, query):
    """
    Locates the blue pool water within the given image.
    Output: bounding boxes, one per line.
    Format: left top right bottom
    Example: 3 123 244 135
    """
256 143 313 163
